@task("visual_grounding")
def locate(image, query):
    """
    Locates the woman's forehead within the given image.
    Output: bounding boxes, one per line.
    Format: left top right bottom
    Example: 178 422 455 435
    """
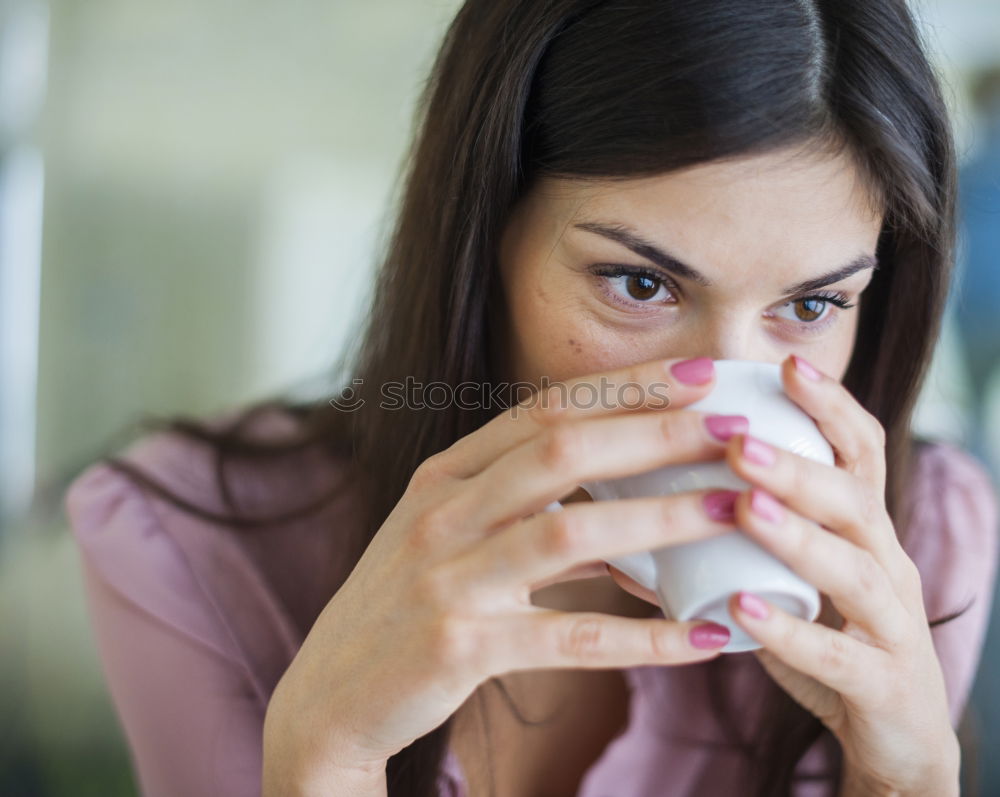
535 147 882 225
511 148 883 294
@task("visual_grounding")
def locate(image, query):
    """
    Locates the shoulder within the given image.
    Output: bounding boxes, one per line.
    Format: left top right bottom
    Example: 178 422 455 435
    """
65 403 361 545
902 440 999 727
911 438 995 489
908 440 998 536
68 405 352 518
903 439 999 615
65 404 366 686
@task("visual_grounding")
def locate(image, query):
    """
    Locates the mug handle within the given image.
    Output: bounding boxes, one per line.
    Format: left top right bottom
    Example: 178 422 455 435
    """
541 501 660 593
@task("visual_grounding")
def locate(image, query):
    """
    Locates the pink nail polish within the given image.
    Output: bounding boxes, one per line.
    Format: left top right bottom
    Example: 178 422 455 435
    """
738 591 770 620
792 354 822 381
669 357 714 385
742 435 776 466
704 414 749 442
690 622 731 649
750 487 784 523
703 490 738 522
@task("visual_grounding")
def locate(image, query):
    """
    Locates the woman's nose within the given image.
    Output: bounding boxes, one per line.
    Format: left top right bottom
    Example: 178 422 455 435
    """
694 339 762 365
664 317 785 366
685 340 779 367
678 319 743 363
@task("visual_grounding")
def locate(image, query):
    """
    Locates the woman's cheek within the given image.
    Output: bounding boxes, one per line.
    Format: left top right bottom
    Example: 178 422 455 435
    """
530 310 664 384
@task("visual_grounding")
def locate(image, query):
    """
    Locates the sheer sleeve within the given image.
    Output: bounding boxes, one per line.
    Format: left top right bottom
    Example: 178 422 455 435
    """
65 462 266 797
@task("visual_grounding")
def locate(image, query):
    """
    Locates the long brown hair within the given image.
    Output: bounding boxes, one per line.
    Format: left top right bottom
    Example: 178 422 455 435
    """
103 1 967 794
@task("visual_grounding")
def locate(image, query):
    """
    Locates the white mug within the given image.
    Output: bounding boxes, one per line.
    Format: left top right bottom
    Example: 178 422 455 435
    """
543 358 831 653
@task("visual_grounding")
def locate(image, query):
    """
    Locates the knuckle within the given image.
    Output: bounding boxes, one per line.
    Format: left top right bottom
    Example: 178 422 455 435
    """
854 549 886 596
777 616 800 652
431 614 478 667
639 366 671 409
559 616 605 661
538 425 586 473
657 409 688 444
832 411 861 461
788 518 815 562
408 514 436 550
648 622 676 660
616 366 649 409
659 494 681 532
526 383 571 424
857 484 881 524
818 631 851 677
840 438 862 466
541 510 584 558
882 616 916 655
786 459 810 501
409 501 458 550
408 453 449 493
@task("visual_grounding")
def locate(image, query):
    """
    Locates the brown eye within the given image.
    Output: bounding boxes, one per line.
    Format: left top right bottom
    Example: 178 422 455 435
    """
793 297 825 322
773 291 854 332
625 274 661 301
593 265 675 306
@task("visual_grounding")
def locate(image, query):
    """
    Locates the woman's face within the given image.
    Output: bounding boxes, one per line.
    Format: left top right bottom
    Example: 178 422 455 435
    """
496 147 883 387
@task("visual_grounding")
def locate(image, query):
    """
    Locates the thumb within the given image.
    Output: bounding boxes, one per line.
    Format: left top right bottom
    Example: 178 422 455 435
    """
529 559 610 591
606 563 660 606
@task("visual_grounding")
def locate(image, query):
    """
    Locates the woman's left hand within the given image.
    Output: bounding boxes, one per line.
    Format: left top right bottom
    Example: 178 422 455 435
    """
719 353 959 797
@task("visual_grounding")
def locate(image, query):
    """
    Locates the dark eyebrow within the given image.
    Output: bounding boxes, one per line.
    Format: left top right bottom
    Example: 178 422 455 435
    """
572 220 878 296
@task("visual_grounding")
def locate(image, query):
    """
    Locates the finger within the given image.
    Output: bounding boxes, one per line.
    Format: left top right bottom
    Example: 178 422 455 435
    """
780 354 887 492
730 591 886 703
725 432 905 575
531 558 663 601
429 356 720 480
466 406 744 530
457 488 739 592
492 609 731 671
735 488 912 649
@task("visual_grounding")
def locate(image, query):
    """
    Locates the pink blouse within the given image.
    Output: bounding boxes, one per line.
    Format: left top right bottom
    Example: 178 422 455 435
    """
64 409 999 796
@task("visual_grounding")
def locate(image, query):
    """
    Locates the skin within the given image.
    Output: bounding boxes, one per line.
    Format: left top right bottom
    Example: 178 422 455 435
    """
491 146 961 795
495 145 878 614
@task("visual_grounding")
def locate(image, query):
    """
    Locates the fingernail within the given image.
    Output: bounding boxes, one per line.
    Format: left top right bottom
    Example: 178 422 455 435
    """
703 489 738 522
737 591 770 620
705 414 749 442
750 487 784 523
690 622 731 649
792 354 822 381
742 434 776 466
669 357 714 385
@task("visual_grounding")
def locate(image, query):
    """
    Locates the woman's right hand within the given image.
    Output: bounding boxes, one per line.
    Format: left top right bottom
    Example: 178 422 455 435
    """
263 356 748 793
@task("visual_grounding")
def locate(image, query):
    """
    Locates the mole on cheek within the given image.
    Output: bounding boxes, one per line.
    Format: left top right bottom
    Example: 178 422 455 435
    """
568 337 583 354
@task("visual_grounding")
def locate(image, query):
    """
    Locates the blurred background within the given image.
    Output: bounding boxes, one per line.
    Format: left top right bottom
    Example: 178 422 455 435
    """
0 0 998 794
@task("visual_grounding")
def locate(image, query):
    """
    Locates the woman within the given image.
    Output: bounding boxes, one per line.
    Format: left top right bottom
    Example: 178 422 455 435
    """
65 1 999 795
